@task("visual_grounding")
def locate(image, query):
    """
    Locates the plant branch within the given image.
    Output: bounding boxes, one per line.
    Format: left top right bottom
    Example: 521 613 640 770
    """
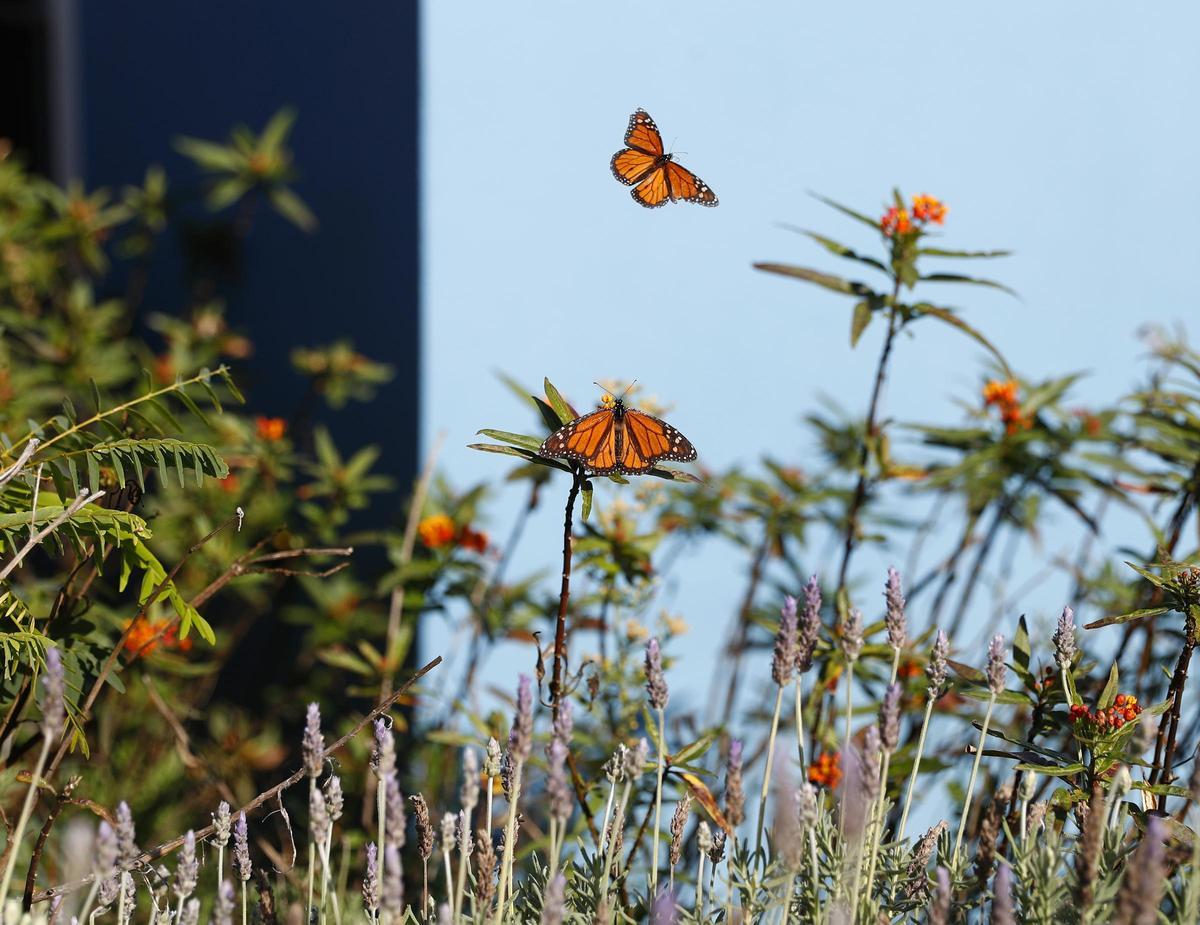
549 468 584 715
0 489 106 581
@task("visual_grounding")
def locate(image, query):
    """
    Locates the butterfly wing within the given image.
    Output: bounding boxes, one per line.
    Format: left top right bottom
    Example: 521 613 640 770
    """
611 148 659 186
623 109 664 156
611 110 664 188
620 409 698 472
540 409 621 473
630 166 671 209
664 160 718 207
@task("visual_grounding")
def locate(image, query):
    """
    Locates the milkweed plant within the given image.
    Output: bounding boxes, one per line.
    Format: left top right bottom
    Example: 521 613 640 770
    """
2 118 1200 925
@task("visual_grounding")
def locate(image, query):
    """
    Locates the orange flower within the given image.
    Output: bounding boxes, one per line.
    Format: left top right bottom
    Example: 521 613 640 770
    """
124 617 160 656
982 380 1019 407
1069 693 1142 733
218 473 241 494
911 194 948 225
418 514 456 549
808 750 843 789
880 206 912 237
457 525 489 553
255 417 287 441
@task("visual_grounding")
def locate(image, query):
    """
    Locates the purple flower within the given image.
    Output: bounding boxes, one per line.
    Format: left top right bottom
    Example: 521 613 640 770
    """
927 630 949 699
233 813 250 882
1053 606 1076 670
724 740 745 827
885 567 907 652
42 647 65 738
508 675 534 763
796 575 822 673
772 597 799 687
645 638 669 710
987 635 1007 695
880 683 901 753
362 843 379 916
372 719 396 779
303 703 324 779
840 608 864 662
546 739 572 824
541 872 566 925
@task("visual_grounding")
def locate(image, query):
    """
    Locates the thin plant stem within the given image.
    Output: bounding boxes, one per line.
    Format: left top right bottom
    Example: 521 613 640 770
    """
836 282 902 595
550 469 584 715
599 776 618 855
599 781 632 902
862 749 892 908
650 705 666 894
755 686 786 861
486 777 495 838
954 693 997 856
897 695 936 841
840 660 856 835
809 828 820 924
694 853 706 918
240 880 247 925
493 760 525 924
794 678 808 775
781 872 797 925
443 846 453 912
0 731 54 906
375 778 387 906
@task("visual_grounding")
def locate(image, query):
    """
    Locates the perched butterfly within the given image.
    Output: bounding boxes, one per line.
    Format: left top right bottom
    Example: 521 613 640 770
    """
610 109 718 209
540 392 698 475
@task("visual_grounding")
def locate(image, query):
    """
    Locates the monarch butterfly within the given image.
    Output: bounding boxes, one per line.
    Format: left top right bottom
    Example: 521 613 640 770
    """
610 109 718 209
540 393 698 475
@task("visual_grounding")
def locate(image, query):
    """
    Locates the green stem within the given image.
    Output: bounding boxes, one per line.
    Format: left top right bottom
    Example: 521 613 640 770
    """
897 695 936 841
954 693 997 857
694 853 706 918
0 732 53 907
756 687 786 860
794 677 808 776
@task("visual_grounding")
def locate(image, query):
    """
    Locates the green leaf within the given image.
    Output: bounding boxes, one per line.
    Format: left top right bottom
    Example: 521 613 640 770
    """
670 732 714 766
1125 561 1171 590
959 685 1033 706
1097 662 1120 710
269 188 318 232
1013 614 1031 675
543 379 576 425
1014 760 1086 777
809 192 881 231
918 247 1013 259
475 430 543 452
260 106 297 153
919 272 1018 297
1083 607 1169 630
581 481 593 522
467 443 572 472
753 263 874 297
909 304 1011 376
206 178 251 211
850 301 873 347
173 137 242 172
779 226 888 273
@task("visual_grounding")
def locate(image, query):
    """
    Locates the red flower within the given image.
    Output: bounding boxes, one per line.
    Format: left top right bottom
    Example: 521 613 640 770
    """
255 417 287 441
911 194 948 225
808 751 843 789
418 514 455 549
457 525 488 553
880 206 912 237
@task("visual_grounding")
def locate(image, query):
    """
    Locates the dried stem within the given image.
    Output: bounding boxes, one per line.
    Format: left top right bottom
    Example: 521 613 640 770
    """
549 468 584 712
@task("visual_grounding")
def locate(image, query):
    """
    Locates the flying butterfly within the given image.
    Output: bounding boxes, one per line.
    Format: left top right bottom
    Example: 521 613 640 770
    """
610 109 718 209
539 390 698 475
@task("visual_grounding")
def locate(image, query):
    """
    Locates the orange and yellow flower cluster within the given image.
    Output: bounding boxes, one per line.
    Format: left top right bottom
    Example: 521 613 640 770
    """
418 514 489 553
982 379 1030 435
808 750 843 789
1068 693 1143 732
255 416 287 441
880 194 948 237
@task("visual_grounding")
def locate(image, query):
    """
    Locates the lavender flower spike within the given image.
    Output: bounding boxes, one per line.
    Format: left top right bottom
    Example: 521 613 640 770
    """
547 739 572 824
461 747 481 813
885 567 907 652
552 698 574 746
212 801 231 849
880 683 901 753
115 801 138 867
324 774 344 821
796 575 821 673
362 843 379 917
302 703 324 779
233 813 251 882
771 597 798 687
372 718 396 779
645 637 669 710
927 630 949 699
541 872 566 925
1053 606 1076 671
508 674 534 763
840 608 864 662
173 830 199 901
992 863 1014 925
987 635 1008 695
42 647 65 738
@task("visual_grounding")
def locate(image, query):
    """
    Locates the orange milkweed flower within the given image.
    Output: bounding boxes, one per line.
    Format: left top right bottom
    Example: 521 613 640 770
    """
880 206 912 237
982 379 1019 407
911 194 948 225
457 525 489 553
418 514 456 549
808 750 843 789
255 416 287 441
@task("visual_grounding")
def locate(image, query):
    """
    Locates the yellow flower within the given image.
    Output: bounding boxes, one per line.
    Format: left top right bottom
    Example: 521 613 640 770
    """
624 619 649 643
661 612 689 637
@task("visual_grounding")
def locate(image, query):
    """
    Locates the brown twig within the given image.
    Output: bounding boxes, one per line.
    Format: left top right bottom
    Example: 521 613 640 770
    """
836 280 903 594
21 777 79 908
1149 610 1196 806
549 468 584 716
717 531 771 721
31 655 442 904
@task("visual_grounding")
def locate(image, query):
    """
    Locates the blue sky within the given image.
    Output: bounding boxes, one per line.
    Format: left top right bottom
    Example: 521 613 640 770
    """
421 3 1200 725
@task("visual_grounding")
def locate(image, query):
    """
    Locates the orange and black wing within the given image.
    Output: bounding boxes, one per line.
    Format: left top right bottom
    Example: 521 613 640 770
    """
664 160 718 207
630 166 672 209
620 409 698 473
611 109 664 188
540 408 621 473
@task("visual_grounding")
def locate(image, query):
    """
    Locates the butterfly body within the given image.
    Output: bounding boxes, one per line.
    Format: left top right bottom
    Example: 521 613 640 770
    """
540 396 698 475
610 109 718 209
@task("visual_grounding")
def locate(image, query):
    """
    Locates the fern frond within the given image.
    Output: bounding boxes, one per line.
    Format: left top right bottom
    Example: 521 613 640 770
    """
2 365 243 465
39 437 229 492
